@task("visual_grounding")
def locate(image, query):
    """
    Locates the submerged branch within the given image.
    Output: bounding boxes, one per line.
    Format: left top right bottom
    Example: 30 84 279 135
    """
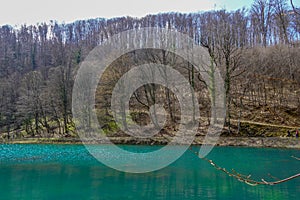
261 173 300 185
189 147 300 186
291 155 300 160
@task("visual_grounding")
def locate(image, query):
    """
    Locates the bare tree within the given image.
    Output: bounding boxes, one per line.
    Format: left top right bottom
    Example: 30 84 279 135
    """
250 0 274 47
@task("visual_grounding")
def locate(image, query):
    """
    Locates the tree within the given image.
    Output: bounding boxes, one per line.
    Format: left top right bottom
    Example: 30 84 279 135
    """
273 0 290 44
250 0 274 47
200 10 246 134
18 71 44 136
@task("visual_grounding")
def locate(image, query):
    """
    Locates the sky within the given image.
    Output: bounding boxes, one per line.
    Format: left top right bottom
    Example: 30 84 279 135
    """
0 0 298 26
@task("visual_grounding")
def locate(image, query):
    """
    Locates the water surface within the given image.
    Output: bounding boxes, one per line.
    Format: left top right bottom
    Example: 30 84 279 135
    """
0 144 299 199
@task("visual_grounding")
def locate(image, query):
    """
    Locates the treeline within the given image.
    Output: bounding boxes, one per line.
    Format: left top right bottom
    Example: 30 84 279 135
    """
0 0 300 138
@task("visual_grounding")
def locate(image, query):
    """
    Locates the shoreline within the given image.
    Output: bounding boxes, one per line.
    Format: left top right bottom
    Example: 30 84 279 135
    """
1 136 299 149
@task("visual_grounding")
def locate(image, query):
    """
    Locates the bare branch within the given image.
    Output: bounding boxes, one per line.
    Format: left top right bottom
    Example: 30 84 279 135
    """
189 147 300 186
291 155 300 160
262 173 300 185
290 0 300 15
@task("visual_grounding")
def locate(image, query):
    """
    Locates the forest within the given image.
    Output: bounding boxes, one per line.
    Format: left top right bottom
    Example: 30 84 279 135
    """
0 0 300 140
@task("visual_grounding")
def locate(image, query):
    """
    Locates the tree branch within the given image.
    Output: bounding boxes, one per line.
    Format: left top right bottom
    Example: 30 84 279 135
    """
291 155 300 160
189 147 300 186
290 0 300 15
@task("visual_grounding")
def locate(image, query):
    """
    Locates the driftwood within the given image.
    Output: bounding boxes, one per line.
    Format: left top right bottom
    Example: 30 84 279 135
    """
189 147 300 186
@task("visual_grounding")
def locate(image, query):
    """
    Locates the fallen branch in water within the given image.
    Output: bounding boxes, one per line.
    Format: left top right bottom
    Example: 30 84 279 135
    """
189 147 300 186
291 155 300 161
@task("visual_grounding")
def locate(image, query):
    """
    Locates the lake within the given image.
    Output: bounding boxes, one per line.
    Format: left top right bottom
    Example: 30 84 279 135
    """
0 144 299 199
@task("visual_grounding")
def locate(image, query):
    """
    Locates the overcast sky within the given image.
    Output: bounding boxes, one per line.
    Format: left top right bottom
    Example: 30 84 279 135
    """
0 0 298 26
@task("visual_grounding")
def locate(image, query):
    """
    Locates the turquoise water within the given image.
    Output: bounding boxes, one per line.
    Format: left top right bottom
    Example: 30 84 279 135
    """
0 144 299 200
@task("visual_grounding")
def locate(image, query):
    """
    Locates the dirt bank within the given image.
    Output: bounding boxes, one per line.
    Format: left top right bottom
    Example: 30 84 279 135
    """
2 136 299 149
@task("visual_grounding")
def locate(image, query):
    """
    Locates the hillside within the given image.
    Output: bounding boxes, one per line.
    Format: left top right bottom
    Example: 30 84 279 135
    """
0 7 300 141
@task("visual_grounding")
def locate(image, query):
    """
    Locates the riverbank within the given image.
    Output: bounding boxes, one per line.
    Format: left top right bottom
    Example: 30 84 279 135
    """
1 136 299 149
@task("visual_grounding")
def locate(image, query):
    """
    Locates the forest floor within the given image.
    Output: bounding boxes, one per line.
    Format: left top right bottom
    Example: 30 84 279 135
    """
2 118 299 149
1 105 300 148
